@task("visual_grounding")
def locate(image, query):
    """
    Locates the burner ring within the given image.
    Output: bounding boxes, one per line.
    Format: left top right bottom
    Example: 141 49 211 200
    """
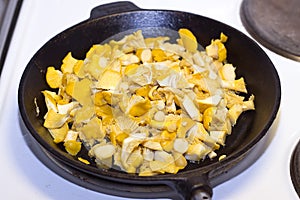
240 0 300 61
290 139 300 197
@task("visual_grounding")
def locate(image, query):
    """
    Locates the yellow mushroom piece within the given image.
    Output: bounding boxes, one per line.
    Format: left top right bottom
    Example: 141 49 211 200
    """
124 63 139 76
43 109 69 129
115 132 129 145
61 52 78 74
127 95 152 117
218 63 236 81
42 90 60 112
177 117 196 138
196 94 222 112
216 40 227 62
73 60 84 76
64 140 81 156
182 95 202 121
78 116 105 144
48 122 69 143
97 69 122 90
173 138 189 154
135 84 151 98
178 28 198 53
71 78 93 106
185 142 212 161
78 157 90 165
221 77 247 93
140 48 153 63
152 48 167 62
126 148 144 173
45 66 63 89
205 32 228 62
95 104 113 118
143 141 163 151
90 143 116 160
203 106 217 131
173 151 187 169
93 91 107 107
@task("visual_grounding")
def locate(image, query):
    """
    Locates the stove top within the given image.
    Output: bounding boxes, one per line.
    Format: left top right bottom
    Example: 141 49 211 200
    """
0 0 23 74
1 1 300 200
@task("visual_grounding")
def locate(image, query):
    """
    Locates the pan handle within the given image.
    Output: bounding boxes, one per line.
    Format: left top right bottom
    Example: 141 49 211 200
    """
170 174 213 200
90 1 141 19
191 186 212 200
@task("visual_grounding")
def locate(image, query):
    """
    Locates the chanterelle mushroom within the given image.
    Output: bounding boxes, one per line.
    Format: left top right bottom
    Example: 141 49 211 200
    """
42 29 255 176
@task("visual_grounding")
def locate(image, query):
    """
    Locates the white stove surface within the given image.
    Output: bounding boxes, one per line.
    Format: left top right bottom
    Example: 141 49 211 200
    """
0 0 299 199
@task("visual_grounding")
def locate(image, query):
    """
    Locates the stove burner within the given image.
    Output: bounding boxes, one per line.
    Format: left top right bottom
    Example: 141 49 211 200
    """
240 0 300 61
290 139 300 198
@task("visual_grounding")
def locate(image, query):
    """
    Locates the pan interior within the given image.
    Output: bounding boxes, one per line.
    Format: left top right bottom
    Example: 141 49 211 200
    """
19 10 280 182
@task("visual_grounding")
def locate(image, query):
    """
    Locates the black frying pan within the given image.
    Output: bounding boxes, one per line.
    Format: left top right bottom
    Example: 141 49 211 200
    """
18 2 281 199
